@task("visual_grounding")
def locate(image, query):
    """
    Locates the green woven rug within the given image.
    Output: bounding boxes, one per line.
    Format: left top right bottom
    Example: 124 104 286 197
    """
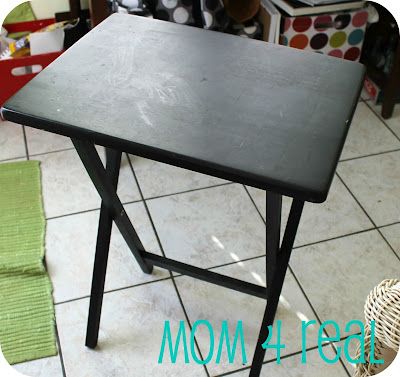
0 161 57 364
5 3 36 24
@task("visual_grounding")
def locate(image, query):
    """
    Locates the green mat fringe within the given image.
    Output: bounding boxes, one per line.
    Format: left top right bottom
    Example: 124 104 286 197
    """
0 161 57 364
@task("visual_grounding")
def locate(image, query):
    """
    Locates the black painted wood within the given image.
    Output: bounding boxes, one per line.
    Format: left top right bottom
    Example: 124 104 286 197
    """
1 14 364 202
86 148 121 349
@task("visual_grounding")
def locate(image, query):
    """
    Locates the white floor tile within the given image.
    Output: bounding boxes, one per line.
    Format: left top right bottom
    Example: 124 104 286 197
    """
247 177 373 247
36 149 140 218
245 186 266 219
338 337 358 376
147 184 265 269
25 127 73 156
56 280 207 376
290 230 400 337
175 258 321 375
0 157 27 164
341 102 400 160
0 121 26 161
229 347 348 377
46 202 168 303
338 151 400 226
335 337 397 376
129 155 228 198
284 177 373 247
380 223 400 258
370 103 400 139
12 356 63 377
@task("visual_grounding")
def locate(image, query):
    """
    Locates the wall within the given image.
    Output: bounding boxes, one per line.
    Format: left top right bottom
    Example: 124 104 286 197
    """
30 0 88 19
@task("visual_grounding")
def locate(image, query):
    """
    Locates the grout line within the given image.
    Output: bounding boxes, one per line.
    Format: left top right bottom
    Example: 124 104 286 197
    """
169 275 211 377
0 155 27 163
242 186 353 377
289 263 352 377
54 296 90 306
45 199 142 221
126 154 211 377
45 148 397 374
376 228 400 262
46 180 234 223
292 227 376 250
104 276 171 295
55 252 265 308
29 147 76 158
335 173 400 263
52 217 393 310
243 185 265 222
126 154 166 259
339 148 400 163
22 126 30 160
144 181 235 202
242 184 379 251
214 342 336 377
54 276 173 306
54 324 67 377
203 253 266 272
339 354 352 377
364 101 400 143
176 219 387 278
51 224 389 308
49 171 399 337
42 249 66 377
379 220 400 229
47 162 386 376
336 174 375 228
46 208 103 221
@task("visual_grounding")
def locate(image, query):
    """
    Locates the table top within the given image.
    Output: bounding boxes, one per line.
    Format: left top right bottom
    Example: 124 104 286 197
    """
1 14 364 203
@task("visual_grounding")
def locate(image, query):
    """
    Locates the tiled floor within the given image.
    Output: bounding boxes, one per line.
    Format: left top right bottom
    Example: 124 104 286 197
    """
2 100 400 377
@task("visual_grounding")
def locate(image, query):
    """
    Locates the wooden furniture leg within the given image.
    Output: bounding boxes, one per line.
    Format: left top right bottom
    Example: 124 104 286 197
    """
382 40 400 119
88 0 110 27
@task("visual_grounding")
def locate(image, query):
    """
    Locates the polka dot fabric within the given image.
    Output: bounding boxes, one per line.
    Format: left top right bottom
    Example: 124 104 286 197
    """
154 0 230 31
201 0 229 31
155 0 195 25
280 9 368 61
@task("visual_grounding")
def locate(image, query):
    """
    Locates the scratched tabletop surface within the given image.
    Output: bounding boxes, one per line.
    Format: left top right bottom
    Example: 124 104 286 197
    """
1 14 364 203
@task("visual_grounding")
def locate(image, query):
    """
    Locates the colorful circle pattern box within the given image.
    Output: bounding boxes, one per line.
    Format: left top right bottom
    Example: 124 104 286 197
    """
279 8 369 61
155 0 195 25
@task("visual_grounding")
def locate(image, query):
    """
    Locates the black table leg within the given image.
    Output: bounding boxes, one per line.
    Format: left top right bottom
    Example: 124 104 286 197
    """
85 148 121 348
71 138 305 371
249 198 304 377
266 192 282 296
71 139 153 275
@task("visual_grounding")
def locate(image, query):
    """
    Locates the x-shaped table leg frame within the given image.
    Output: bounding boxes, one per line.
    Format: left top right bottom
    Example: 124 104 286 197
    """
72 139 305 377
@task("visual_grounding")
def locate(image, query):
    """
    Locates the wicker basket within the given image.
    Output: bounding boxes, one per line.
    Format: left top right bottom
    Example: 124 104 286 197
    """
353 279 400 377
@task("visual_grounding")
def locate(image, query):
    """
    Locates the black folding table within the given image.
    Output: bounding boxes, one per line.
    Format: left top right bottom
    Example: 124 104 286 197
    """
1 14 364 376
